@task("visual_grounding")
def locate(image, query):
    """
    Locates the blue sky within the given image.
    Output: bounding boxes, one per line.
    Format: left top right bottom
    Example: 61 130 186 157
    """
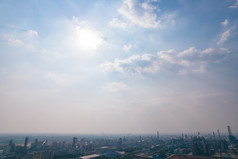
0 0 238 134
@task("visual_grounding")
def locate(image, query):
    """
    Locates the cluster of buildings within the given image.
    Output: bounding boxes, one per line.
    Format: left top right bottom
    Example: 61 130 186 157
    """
0 126 237 159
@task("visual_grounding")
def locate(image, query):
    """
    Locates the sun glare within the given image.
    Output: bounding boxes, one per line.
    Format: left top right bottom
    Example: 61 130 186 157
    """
74 26 104 51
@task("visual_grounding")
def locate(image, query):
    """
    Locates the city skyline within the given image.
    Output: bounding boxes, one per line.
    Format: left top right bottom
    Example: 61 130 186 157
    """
0 0 238 134
0 125 237 159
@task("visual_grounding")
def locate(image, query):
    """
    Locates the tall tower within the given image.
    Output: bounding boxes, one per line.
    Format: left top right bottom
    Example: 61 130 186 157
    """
24 137 29 154
24 137 29 148
212 132 217 151
227 125 232 136
217 129 221 141
72 137 78 148
157 131 159 141
227 125 237 143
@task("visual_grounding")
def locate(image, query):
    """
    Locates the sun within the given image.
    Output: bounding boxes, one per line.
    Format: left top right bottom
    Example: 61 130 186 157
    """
74 26 104 51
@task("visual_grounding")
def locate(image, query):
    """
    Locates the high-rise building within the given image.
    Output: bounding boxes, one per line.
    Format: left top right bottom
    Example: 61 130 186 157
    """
227 125 237 143
6 139 15 154
212 131 217 151
157 131 159 141
24 137 29 154
24 137 29 148
41 150 54 159
73 137 78 148
192 135 209 156
227 125 232 136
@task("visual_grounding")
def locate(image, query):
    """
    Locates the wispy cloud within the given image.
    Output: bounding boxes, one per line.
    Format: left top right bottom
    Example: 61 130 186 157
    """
7 37 35 51
7 38 24 46
102 82 130 92
221 19 229 27
192 65 206 73
27 30 38 37
110 18 129 28
123 44 132 52
229 0 238 8
111 0 175 29
217 19 236 45
217 29 232 45
2 27 38 52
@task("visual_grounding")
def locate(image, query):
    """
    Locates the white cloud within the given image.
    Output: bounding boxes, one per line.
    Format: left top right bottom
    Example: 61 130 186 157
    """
178 69 187 75
135 60 159 74
100 60 124 73
141 1 157 10
102 82 130 92
219 47 229 54
118 0 159 28
217 28 231 45
3 29 38 51
110 18 129 28
177 47 200 57
27 30 38 37
7 37 35 50
221 19 229 27
178 60 190 67
141 53 154 61
157 49 176 64
113 0 175 28
8 38 24 46
217 19 236 45
192 65 206 73
101 54 159 74
229 0 238 8
201 48 215 55
123 44 132 52
101 47 229 75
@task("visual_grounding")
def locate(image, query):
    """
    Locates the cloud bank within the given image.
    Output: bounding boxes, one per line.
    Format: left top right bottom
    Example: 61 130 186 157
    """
101 47 229 75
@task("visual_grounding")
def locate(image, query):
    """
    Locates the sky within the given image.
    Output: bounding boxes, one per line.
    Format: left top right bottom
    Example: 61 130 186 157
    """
0 0 238 135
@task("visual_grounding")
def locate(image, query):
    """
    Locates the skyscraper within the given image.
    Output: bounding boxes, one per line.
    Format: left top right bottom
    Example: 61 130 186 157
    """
24 137 29 154
157 131 159 141
72 137 78 148
41 150 54 159
227 126 232 136
227 125 237 143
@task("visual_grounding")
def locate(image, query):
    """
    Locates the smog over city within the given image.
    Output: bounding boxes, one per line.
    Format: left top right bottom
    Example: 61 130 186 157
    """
0 0 238 159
